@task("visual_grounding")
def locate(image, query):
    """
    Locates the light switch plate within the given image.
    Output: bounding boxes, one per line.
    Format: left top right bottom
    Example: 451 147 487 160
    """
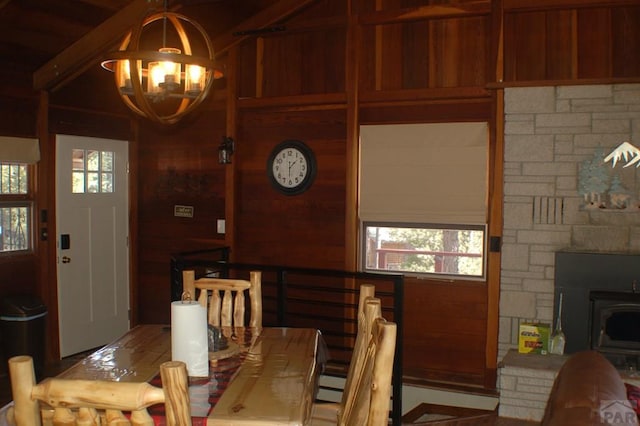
217 219 225 234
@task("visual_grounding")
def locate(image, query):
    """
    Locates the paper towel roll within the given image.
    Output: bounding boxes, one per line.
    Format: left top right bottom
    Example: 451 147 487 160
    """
171 300 209 377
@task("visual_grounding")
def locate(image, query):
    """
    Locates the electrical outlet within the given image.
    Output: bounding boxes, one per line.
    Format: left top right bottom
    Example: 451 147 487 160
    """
217 219 225 234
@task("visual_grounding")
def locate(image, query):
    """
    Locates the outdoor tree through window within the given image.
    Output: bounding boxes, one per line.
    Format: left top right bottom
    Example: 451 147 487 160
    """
0 163 31 253
363 223 485 278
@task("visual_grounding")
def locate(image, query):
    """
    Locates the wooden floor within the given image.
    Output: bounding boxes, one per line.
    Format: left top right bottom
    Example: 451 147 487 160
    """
0 356 539 426
493 419 539 426
400 415 539 426
400 403 540 426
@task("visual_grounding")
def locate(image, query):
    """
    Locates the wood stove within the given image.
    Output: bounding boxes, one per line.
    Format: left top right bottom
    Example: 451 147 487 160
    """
590 290 640 368
554 251 640 356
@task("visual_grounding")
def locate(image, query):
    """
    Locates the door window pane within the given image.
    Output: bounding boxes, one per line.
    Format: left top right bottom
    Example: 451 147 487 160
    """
87 172 99 193
72 149 85 171
72 172 85 193
71 150 115 194
101 173 113 192
87 150 100 171
101 151 113 172
72 149 85 193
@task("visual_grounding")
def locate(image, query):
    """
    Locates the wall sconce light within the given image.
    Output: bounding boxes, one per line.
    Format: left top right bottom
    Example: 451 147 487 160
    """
218 137 234 164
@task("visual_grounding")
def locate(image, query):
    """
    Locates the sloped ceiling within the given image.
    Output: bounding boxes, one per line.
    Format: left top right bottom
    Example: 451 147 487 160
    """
0 0 314 97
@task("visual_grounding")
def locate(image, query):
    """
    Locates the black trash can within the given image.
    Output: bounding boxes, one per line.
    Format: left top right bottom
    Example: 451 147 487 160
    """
0 295 47 378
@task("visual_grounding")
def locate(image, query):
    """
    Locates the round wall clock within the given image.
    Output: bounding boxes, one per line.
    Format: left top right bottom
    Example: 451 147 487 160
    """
267 140 316 195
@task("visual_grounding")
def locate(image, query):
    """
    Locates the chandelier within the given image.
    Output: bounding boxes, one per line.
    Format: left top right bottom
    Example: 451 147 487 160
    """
101 8 219 125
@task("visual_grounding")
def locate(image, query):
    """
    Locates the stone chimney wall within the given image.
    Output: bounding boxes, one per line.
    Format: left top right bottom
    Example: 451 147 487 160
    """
499 84 640 361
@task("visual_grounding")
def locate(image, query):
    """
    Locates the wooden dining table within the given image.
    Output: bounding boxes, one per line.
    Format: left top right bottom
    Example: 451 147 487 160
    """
56 324 323 425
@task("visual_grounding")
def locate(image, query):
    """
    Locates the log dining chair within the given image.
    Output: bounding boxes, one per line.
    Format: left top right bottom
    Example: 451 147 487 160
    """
182 270 262 329
310 293 398 426
8 355 192 426
310 284 376 423
344 284 376 399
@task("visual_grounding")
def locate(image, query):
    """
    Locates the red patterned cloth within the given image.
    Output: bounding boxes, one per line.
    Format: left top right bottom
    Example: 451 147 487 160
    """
626 382 640 419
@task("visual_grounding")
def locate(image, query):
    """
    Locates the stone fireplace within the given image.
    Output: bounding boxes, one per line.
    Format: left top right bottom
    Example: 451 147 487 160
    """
498 83 640 420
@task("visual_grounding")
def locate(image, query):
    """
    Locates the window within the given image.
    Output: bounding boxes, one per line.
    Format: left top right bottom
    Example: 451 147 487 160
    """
359 122 489 279
362 222 485 278
72 149 114 193
0 163 32 253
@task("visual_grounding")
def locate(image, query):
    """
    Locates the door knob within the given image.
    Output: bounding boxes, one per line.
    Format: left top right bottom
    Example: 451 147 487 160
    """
62 256 71 263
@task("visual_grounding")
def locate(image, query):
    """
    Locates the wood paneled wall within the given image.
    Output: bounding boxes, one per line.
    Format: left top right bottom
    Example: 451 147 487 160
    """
136 102 227 324
234 107 347 268
403 278 489 385
1 0 638 389
504 3 640 81
0 259 38 299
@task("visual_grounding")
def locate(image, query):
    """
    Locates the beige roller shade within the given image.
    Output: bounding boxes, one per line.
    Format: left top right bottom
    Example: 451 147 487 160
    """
0 136 40 163
359 122 488 225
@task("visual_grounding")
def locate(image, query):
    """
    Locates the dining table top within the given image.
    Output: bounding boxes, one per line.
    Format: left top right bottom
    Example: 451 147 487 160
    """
56 324 322 426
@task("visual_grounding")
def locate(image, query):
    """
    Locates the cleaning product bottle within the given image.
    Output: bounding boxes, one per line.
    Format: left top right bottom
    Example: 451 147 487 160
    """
549 291 566 355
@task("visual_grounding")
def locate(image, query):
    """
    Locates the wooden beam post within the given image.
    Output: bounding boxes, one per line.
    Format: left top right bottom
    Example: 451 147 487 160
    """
33 0 162 91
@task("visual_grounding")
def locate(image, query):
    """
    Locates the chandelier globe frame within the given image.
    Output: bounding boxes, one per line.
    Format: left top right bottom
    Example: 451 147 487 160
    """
102 11 219 126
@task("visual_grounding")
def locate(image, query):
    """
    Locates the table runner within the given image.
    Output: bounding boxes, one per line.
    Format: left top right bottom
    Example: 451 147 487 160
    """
147 327 254 425
148 354 246 425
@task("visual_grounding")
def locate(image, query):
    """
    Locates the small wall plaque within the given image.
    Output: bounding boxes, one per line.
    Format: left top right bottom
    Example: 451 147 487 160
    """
174 205 194 218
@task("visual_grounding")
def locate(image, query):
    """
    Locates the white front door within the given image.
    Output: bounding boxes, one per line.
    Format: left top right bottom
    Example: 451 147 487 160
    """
56 134 130 357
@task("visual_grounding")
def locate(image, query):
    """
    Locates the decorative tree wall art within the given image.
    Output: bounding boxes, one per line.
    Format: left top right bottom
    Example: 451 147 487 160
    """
609 175 632 208
579 148 610 208
578 142 640 211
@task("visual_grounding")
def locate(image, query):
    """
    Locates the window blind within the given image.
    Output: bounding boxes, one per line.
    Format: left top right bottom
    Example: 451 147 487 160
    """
0 136 40 164
359 122 488 225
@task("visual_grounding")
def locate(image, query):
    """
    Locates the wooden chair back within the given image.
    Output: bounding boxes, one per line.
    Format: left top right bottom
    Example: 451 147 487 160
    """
182 270 262 329
8 355 192 426
342 315 397 426
339 295 396 426
340 284 376 411
309 286 396 426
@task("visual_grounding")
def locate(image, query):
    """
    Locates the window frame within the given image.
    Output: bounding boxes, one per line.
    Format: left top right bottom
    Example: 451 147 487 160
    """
360 221 487 281
0 162 35 257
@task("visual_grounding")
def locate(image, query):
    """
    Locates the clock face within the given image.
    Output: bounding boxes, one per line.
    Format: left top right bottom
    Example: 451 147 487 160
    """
267 140 316 195
272 147 308 187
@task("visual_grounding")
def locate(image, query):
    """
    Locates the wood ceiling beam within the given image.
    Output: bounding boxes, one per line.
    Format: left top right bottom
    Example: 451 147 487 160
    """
33 0 163 92
359 1 491 26
212 0 318 57
503 0 639 11
34 0 317 92
73 0 130 11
